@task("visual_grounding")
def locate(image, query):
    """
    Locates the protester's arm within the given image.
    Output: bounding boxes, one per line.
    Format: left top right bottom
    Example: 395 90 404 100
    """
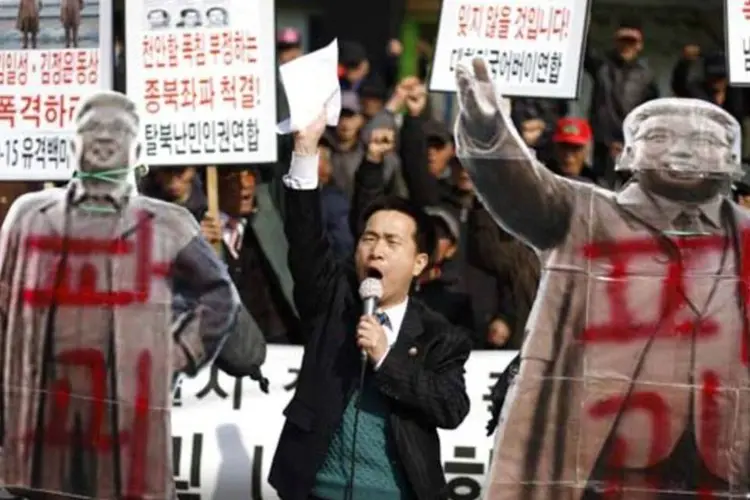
374 326 471 430
349 129 395 236
169 213 239 376
282 114 342 322
456 59 578 251
583 45 604 75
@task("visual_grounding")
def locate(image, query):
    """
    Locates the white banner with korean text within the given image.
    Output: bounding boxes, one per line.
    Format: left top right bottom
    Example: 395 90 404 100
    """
169 346 517 499
0 0 113 181
725 0 750 85
125 0 278 166
429 0 591 99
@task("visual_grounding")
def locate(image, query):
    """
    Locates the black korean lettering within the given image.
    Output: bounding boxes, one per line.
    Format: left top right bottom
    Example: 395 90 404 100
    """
144 123 159 157
46 137 59 169
536 52 550 83
462 47 475 61
173 433 203 499
172 381 183 407
486 49 500 79
187 122 201 154
549 51 562 84
159 124 174 156
195 364 229 400
245 118 258 152
283 368 300 392
523 52 538 82
217 120 230 153
20 137 34 169
174 123 187 155
510 51 524 81
744 38 750 71
202 121 216 154
498 51 511 81
251 445 263 500
483 372 502 413
449 48 461 72
443 446 484 500
34 137 46 170
230 120 245 152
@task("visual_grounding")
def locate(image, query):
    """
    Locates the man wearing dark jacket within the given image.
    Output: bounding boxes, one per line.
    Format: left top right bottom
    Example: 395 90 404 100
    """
269 110 471 500
585 19 659 188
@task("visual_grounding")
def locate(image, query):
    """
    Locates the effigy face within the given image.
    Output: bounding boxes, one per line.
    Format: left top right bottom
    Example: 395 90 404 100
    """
617 98 742 180
74 92 140 173
453 61 750 499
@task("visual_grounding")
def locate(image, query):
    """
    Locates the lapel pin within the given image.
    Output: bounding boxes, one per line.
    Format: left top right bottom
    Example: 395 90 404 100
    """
408 347 418 357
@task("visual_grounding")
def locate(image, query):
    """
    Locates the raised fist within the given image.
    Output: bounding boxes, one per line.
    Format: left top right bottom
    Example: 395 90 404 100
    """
367 128 395 162
455 58 506 146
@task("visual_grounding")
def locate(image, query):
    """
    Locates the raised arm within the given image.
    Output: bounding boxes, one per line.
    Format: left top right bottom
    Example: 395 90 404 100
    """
454 58 577 250
282 113 342 322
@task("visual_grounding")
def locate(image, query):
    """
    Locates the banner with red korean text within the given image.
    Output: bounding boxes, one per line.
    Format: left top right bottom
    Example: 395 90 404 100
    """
125 0 278 166
725 0 750 85
167 346 517 499
429 0 591 99
0 0 113 181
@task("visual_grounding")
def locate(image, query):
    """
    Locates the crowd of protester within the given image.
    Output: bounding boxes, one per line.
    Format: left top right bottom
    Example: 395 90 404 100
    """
3 17 750 353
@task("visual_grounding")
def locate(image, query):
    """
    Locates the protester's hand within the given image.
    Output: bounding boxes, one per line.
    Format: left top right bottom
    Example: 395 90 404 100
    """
487 318 511 348
294 110 327 156
200 214 222 244
367 128 395 163
385 82 407 113
404 78 428 117
682 44 700 60
456 58 505 145
520 118 546 147
357 315 389 364
387 39 403 57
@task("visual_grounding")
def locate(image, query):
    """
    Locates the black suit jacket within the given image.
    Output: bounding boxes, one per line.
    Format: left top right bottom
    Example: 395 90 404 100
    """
268 184 472 500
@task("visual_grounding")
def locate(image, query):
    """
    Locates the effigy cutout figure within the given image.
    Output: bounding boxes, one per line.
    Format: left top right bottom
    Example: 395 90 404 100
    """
454 58 750 499
0 91 257 499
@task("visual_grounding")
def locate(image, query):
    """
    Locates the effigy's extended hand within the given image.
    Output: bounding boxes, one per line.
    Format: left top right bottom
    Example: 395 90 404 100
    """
455 58 506 146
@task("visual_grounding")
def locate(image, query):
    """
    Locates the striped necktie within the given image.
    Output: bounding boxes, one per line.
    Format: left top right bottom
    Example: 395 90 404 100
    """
376 312 392 330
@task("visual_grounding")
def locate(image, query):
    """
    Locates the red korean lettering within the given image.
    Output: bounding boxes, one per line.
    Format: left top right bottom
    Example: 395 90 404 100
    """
514 6 528 39
737 227 750 366
552 7 571 40
180 78 197 109
181 32 194 65
525 7 540 40
0 52 28 85
0 95 16 127
144 79 160 113
457 4 469 36
87 50 99 85
194 33 206 66
469 5 484 35
166 34 179 68
484 6 498 38
75 50 88 85
496 6 512 40
208 32 222 62
589 391 670 497
163 79 179 110
238 75 257 109
20 95 41 127
221 30 233 65
43 95 69 128
581 235 724 344
143 35 155 69
197 77 215 109
243 33 258 64
538 6 551 39
220 75 236 107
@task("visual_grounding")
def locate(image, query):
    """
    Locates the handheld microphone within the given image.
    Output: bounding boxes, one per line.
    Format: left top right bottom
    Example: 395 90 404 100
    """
358 275 383 361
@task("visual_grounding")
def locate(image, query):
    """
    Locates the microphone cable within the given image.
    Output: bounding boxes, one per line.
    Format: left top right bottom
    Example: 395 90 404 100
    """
344 351 368 500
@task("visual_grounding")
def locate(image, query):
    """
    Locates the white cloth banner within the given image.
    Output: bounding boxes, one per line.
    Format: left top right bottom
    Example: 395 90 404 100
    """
429 0 591 99
125 0 278 166
0 0 113 181
170 346 517 499
725 0 750 85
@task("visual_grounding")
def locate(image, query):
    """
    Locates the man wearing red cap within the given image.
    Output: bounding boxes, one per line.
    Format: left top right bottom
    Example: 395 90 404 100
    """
551 117 598 184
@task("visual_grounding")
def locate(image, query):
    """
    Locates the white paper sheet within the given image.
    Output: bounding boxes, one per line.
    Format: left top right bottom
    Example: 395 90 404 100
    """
276 39 342 134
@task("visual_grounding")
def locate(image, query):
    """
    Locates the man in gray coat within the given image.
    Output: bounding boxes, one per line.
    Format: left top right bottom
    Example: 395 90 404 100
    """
456 59 750 499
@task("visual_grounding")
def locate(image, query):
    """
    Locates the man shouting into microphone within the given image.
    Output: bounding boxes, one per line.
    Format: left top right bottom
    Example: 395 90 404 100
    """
269 109 471 500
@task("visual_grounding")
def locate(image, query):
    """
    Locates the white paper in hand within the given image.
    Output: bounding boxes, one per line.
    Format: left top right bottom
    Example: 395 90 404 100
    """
276 39 341 134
